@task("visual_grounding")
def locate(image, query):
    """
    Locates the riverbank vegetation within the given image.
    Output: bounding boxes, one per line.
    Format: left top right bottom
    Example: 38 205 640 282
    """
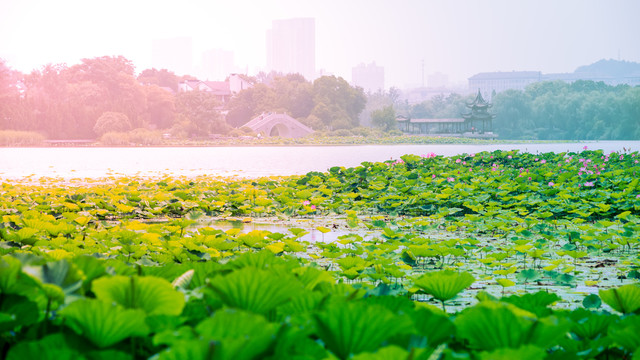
1 149 639 358
2 56 639 144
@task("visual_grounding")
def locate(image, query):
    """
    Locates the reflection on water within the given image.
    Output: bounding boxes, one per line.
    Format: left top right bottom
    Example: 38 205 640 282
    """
199 219 355 243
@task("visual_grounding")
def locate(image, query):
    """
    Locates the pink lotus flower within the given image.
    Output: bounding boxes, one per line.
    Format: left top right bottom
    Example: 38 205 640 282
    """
584 181 594 187
447 177 455 182
540 160 546 164
583 145 588 150
548 181 555 186
302 200 310 206
432 174 436 179
528 177 532 181
310 205 316 210
456 159 461 163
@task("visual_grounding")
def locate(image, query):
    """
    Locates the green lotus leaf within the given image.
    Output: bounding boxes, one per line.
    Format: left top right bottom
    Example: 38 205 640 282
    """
92 275 185 316
277 291 326 319
0 256 23 294
413 270 475 310
599 284 640 314
61 299 149 348
608 315 640 353
270 325 329 359
208 267 303 316
23 259 84 296
225 249 285 270
84 349 132 360
502 291 561 317
582 294 602 309
350 345 410 360
565 308 616 341
314 301 413 360
412 307 455 346
12 227 41 245
195 308 280 360
455 301 568 351
478 345 546 360
157 339 212 360
0 294 41 332
6 333 85 360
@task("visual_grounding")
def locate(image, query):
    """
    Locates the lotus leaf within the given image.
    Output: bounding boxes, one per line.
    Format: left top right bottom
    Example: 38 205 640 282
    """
412 307 455 346
6 333 85 360
455 301 569 351
92 275 185 316
314 301 413 359
61 299 149 348
502 291 561 318
350 345 409 360
208 267 304 315
23 259 84 296
0 294 41 332
477 344 546 360
582 294 602 309
565 308 616 341
413 270 475 310
0 255 23 293
599 284 640 314
608 315 640 353
194 308 280 360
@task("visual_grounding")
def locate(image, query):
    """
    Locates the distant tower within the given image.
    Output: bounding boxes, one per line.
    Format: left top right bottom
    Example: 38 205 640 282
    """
462 89 495 134
266 18 316 81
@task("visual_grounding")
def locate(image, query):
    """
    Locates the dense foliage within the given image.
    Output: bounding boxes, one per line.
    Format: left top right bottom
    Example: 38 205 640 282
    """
492 80 640 140
0 58 368 139
0 149 639 358
226 74 366 131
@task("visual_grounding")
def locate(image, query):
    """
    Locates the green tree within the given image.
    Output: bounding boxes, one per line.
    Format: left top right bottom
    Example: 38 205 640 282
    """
272 74 314 118
176 90 228 136
144 85 176 129
93 112 132 136
312 76 366 130
226 84 276 128
137 68 180 92
370 105 396 131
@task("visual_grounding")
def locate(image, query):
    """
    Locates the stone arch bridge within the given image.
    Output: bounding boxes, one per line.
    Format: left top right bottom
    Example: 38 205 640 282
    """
243 113 314 138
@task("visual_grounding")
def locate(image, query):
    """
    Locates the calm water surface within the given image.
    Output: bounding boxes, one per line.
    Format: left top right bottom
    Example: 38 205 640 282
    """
2 141 639 179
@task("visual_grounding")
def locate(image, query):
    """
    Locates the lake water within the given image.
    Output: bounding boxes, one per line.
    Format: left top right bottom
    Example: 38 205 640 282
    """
2 141 640 179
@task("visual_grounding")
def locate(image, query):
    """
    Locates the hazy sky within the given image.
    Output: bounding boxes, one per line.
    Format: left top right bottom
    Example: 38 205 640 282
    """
1 0 639 88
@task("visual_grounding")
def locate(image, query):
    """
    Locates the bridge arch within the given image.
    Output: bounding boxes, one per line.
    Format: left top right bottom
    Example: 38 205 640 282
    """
243 113 314 138
269 123 291 137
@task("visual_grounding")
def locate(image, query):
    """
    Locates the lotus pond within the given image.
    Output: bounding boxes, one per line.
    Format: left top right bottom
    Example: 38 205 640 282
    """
0 148 639 359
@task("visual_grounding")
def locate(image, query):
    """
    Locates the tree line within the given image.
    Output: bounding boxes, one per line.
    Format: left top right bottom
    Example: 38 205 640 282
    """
2 55 638 140
0 56 367 139
492 80 640 140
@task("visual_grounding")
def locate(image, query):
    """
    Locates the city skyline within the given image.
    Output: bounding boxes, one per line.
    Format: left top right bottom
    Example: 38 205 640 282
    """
1 0 639 89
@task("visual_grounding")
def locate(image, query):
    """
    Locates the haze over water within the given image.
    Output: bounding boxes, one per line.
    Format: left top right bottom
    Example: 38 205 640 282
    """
2 142 639 179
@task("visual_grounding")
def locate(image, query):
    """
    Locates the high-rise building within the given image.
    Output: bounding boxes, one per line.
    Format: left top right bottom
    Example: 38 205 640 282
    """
151 37 193 76
200 49 236 81
351 62 384 93
266 18 315 81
